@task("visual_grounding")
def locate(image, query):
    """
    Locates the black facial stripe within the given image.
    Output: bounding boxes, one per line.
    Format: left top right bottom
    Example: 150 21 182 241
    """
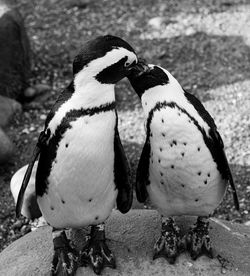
95 56 128 84
36 101 116 196
146 101 226 179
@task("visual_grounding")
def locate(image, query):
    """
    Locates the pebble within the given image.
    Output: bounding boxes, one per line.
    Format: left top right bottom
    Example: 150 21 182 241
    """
40 114 46 120
24 87 36 98
20 225 31 235
24 84 51 99
29 126 35 132
12 220 23 230
21 128 29 134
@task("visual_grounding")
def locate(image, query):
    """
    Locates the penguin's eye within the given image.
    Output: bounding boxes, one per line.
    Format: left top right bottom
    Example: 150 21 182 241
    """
125 59 136 68
124 60 131 67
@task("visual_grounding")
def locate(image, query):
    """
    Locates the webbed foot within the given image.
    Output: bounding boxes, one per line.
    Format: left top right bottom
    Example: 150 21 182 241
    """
185 216 213 260
80 223 116 275
153 217 183 264
51 230 79 276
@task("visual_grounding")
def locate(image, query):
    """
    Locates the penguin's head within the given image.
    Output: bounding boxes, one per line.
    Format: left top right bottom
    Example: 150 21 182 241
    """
73 35 138 84
128 60 169 98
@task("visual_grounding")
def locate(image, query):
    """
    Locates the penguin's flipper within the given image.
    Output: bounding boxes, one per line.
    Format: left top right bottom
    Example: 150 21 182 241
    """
114 127 133 214
16 130 49 218
184 90 239 210
209 130 239 211
136 138 150 203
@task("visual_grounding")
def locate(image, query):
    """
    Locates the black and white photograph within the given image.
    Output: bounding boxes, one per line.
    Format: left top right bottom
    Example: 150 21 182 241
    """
0 0 249 275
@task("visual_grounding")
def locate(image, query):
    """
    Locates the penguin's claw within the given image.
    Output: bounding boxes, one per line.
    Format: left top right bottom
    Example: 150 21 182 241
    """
80 238 116 275
185 217 213 260
153 217 184 264
51 232 79 276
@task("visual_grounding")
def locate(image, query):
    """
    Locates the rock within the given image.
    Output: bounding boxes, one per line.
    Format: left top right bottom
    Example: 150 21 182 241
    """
0 0 30 99
10 161 41 219
0 210 249 275
0 95 22 127
0 128 14 164
24 84 51 100
23 87 36 99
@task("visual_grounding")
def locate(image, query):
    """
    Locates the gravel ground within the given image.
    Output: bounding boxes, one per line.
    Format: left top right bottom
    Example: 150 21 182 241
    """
0 0 250 251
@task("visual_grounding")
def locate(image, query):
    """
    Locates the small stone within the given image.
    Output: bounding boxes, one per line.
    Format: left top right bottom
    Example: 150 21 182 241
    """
12 220 23 230
244 221 250 226
33 84 51 96
39 114 46 120
20 225 31 235
24 87 36 98
22 128 29 134
29 126 35 132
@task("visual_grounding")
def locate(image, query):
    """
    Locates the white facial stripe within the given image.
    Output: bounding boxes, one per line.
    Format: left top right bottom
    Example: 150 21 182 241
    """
142 65 210 135
74 47 137 88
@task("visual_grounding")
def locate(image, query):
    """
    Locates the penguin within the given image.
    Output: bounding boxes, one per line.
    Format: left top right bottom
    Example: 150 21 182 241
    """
128 61 239 263
16 35 139 275
11 161 41 219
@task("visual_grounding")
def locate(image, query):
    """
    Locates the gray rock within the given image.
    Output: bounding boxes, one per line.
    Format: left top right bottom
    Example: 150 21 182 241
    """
0 127 14 164
0 95 22 127
0 0 30 99
0 210 249 276
24 84 51 100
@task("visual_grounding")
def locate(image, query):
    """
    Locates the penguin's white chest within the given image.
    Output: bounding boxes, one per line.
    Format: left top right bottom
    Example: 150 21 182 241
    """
37 111 117 228
147 106 227 217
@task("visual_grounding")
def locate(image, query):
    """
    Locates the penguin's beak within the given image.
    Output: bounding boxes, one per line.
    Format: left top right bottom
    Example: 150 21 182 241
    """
127 58 150 78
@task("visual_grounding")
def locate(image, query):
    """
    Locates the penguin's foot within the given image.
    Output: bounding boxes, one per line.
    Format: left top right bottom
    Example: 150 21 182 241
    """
80 224 116 275
185 216 213 260
153 217 183 264
51 230 79 276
